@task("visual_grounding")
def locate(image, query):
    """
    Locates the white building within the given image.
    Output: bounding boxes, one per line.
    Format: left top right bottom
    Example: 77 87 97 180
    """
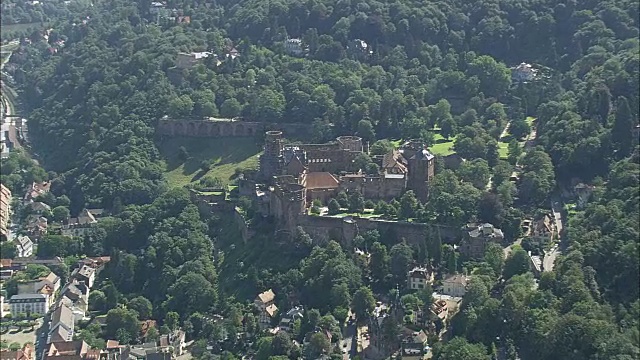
407 267 432 290
0 294 6 318
284 39 304 56
71 265 96 289
441 274 470 297
9 293 49 316
15 236 33 258
279 305 304 333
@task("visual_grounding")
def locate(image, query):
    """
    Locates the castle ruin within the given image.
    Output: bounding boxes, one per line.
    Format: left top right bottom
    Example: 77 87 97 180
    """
258 131 438 242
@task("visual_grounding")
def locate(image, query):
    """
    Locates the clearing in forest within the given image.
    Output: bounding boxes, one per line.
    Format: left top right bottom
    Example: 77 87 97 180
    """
158 136 262 188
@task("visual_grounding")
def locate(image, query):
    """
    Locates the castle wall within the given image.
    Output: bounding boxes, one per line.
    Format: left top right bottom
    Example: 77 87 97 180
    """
296 215 460 247
156 118 313 138
157 118 264 137
339 176 405 201
234 207 254 243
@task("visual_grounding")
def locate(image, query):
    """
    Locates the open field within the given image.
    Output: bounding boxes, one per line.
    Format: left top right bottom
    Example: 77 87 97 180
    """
430 133 456 156
157 136 262 188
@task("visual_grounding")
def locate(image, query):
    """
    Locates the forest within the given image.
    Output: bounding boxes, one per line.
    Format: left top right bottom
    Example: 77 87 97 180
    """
0 0 638 358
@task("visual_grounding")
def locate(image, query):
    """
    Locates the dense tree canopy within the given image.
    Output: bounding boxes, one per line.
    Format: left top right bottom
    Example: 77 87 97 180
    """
2 0 638 358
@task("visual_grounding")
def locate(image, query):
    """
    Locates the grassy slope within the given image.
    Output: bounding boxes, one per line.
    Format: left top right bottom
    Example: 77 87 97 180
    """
430 133 456 156
157 136 262 188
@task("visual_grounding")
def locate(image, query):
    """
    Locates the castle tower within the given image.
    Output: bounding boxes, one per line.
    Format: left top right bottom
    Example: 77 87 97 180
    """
336 136 364 152
259 131 284 180
406 142 435 203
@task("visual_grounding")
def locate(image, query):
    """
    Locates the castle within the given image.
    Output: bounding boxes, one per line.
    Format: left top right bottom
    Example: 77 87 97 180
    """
260 131 435 201
257 131 437 239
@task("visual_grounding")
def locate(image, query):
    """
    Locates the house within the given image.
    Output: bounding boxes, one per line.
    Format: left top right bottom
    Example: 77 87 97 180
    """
430 299 448 322
254 289 278 328
278 305 304 333
71 265 96 289
528 251 542 276
76 256 111 275
511 62 538 82
28 201 51 214
43 341 100 360
86 209 105 219
459 223 504 259
0 259 15 280
17 272 61 301
347 39 372 57
61 209 97 237
24 215 47 239
119 329 185 360
9 293 49 317
40 272 62 293
407 267 432 290
24 181 50 202
0 343 34 360
15 236 33 258
0 269 13 280
48 304 75 343
57 295 87 323
59 280 89 317
0 183 11 240
284 38 304 56
140 320 158 340
120 344 172 360
158 330 186 357
401 330 428 356
530 215 555 244
225 46 240 60
441 274 470 297
175 52 212 69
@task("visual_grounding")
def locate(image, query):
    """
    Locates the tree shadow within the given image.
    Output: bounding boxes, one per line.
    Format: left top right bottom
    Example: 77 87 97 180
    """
190 169 209 182
159 136 260 176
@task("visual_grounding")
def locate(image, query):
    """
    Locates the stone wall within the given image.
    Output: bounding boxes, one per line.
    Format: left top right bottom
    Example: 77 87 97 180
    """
156 118 313 138
297 215 460 247
157 118 264 137
234 207 255 243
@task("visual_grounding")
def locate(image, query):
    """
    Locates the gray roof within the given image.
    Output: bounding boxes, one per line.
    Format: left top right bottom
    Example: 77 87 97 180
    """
49 324 73 343
50 303 74 331
72 265 95 280
9 293 47 301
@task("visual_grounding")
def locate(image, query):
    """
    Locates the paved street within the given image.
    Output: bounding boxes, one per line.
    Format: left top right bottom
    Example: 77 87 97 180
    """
503 238 522 257
340 322 356 359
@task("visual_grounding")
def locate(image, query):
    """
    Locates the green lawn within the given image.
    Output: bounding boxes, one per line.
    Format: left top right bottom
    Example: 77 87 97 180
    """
430 133 456 156
498 141 509 159
526 116 536 126
158 136 262 188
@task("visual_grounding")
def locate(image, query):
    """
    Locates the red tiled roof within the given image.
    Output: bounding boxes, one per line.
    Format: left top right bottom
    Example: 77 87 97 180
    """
304 172 339 190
